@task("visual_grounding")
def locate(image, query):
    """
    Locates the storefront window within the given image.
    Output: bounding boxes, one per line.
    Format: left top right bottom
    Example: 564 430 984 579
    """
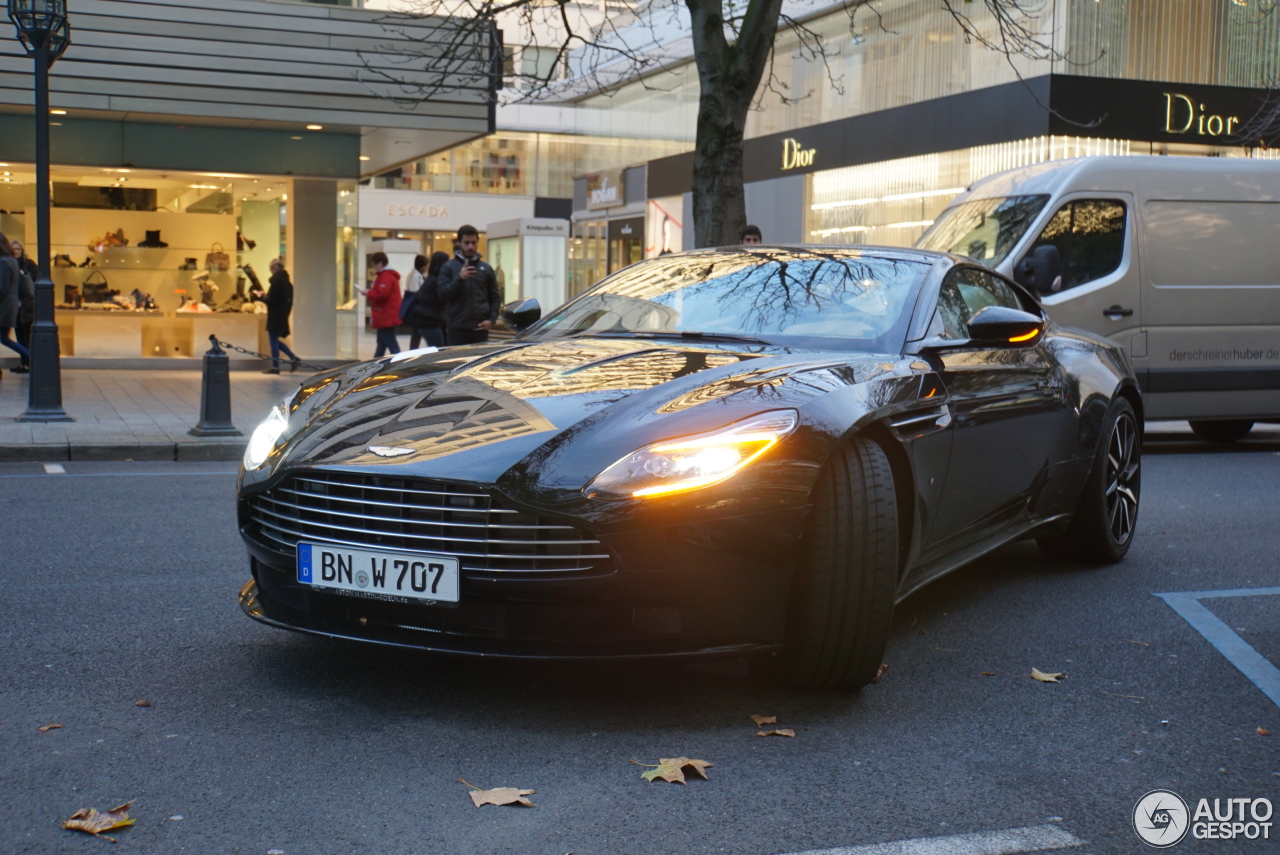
6 165 296 358
569 220 606 297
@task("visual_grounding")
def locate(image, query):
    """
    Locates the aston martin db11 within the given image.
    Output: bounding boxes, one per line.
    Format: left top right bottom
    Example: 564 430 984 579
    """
237 246 1142 689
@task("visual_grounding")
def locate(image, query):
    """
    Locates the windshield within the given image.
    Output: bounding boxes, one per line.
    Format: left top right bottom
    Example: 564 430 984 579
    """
916 195 1049 266
525 250 930 351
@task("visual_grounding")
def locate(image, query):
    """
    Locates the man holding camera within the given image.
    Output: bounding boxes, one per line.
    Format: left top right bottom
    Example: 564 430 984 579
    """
437 224 501 346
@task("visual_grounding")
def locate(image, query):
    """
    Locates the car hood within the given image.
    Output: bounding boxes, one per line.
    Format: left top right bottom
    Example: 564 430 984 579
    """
273 337 897 483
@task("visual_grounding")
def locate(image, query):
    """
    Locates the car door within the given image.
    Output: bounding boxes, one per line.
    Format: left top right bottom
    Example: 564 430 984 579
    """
1010 195 1142 352
920 266 1072 551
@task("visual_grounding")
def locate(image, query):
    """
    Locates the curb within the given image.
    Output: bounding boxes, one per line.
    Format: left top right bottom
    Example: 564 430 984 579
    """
0 441 247 462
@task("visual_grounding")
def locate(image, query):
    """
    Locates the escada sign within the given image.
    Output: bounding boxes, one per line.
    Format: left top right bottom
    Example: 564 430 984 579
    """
387 204 448 218
782 138 816 170
1163 92 1241 137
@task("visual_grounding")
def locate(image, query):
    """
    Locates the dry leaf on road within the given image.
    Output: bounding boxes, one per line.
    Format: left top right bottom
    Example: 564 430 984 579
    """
872 663 889 683
749 715 776 726
63 802 136 841
1030 668 1065 683
458 778 536 807
631 757 713 784
135 699 151 708
1258 727 1271 736
979 672 997 677
37 723 63 732
757 729 795 738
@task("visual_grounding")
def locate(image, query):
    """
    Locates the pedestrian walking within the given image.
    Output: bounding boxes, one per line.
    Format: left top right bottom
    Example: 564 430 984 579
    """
361 251 402 357
437 225 500 346
11 239 35 366
403 251 448 349
254 258 301 374
0 232 31 377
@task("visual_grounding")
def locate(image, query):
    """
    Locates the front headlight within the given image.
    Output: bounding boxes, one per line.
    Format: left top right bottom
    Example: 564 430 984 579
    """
585 410 799 499
243 393 294 470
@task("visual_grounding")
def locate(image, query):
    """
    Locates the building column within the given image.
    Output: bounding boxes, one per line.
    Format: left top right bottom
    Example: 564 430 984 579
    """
287 178 339 359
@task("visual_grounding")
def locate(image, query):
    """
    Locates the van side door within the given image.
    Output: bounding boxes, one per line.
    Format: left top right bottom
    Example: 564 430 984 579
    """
1012 195 1141 354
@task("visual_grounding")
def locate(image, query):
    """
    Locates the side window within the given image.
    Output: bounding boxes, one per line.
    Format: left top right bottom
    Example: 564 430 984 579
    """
936 268 1024 339
1026 199 1126 292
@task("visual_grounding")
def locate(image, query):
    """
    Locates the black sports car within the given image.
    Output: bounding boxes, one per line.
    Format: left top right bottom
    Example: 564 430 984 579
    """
237 246 1142 689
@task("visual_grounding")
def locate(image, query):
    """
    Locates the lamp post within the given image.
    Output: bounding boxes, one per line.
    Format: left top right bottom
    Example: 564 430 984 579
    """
10 0 71 422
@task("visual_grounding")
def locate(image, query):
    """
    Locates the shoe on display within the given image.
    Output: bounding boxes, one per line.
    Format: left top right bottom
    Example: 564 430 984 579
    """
54 254 75 268
79 257 93 267
137 230 168 248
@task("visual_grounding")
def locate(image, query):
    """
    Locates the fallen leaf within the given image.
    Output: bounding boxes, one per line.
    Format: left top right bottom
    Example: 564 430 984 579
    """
757 729 795 738
135 699 151 708
631 757 713 784
38 723 63 732
1258 727 1270 736
1126 639 1150 647
871 663 889 683
1031 668 1064 683
458 778 536 807
917 629 929 635
1102 691 1145 700
749 715 776 726
62 802 135 842
979 672 997 677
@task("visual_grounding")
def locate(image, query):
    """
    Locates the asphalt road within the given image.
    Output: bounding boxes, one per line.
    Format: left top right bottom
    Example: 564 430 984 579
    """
2 438 1279 855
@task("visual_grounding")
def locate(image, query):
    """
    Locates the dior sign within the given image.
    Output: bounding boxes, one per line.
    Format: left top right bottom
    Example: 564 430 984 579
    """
1162 92 1241 137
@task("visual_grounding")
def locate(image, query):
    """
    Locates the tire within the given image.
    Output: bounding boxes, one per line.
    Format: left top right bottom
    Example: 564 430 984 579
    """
1189 419 1254 443
1038 397 1141 564
778 437 899 690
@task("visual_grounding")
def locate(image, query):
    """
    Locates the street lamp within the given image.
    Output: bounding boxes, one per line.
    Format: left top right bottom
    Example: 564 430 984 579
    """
9 0 72 422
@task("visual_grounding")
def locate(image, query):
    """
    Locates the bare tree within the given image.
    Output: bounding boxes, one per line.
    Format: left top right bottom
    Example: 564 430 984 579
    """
359 0 1078 248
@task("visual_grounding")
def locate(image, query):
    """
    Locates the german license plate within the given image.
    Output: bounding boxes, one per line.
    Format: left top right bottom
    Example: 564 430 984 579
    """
297 543 460 604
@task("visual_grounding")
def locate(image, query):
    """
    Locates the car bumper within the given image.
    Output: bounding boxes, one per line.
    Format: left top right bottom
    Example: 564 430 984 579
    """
239 505 809 659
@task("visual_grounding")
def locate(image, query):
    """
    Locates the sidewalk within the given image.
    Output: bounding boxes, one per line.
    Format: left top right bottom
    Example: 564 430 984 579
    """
0 369 306 462
1 366 1276 462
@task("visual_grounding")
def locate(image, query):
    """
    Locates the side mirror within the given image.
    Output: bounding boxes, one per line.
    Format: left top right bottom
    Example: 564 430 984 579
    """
966 306 1044 345
501 297 541 331
1013 245 1063 294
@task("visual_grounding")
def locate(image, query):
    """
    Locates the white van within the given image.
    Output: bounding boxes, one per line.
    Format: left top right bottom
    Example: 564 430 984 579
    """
917 155 1280 441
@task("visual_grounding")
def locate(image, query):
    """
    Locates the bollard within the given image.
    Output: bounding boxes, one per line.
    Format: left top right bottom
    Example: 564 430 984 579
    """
190 335 243 437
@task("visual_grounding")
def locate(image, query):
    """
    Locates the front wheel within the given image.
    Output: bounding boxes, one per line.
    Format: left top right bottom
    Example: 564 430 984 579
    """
778 437 899 690
1189 419 1253 443
1038 397 1141 564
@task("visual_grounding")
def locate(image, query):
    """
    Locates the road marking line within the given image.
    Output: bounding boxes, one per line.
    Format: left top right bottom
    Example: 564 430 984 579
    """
42 463 65 474
776 824 1084 855
1156 587 1280 709
0 470 238 479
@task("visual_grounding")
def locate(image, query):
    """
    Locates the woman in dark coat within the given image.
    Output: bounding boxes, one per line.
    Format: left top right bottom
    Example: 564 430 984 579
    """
0 232 30 377
406 251 449 348
11 239 36 370
257 258 300 374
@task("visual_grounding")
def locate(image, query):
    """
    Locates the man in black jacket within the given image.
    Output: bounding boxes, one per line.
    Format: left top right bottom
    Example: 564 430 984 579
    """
436 224 501 345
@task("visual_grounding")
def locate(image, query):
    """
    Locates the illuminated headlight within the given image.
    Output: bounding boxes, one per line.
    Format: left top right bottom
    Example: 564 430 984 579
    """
243 394 294 470
586 410 799 499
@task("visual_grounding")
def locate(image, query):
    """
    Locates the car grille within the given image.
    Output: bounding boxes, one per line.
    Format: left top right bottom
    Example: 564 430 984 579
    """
247 470 612 576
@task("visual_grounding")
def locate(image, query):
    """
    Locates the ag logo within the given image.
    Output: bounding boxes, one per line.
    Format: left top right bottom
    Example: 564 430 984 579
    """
1134 789 1190 847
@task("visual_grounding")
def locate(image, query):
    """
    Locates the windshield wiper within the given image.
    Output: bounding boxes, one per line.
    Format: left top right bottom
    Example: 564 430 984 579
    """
573 329 774 346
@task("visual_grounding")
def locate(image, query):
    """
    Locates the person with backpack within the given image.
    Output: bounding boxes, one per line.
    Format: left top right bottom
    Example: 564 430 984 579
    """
401 251 449 349
360 251 402 357
436 225 500 346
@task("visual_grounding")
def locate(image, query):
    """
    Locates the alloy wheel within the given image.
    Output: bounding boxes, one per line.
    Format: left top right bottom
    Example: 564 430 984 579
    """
1105 412 1140 545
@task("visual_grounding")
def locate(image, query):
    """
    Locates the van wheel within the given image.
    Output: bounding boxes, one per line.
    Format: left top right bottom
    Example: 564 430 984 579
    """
778 437 898 690
1189 419 1253 443
1038 398 1140 564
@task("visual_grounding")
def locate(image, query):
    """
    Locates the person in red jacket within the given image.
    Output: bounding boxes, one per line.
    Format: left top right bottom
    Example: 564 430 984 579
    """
360 251 402 357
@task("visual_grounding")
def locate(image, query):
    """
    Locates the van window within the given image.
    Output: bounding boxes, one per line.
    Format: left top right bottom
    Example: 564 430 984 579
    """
937 267 1024 339
1025 200 1126 292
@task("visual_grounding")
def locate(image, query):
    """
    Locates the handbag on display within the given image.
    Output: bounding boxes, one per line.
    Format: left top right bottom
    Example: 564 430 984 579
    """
205 242 230 272
81 270 111 304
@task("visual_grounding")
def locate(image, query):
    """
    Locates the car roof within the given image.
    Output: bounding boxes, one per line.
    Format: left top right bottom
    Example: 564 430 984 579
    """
685 244 956 266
